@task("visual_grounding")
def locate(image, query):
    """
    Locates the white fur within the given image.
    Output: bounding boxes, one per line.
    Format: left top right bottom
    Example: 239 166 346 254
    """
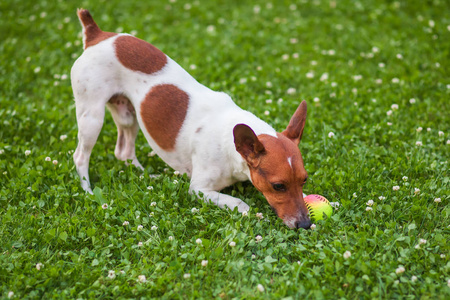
71 34 278 212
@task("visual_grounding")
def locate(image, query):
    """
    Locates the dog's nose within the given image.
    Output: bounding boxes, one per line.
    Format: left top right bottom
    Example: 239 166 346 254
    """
295 219 311 229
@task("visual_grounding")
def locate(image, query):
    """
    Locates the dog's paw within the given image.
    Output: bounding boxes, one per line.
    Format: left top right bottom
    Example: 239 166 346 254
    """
236 201 250 213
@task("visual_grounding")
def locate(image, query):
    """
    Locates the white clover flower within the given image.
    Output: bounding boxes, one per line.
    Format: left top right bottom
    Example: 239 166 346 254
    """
184 273 191 279
310 224 316 230
138 242 143 246
416 127 423 132
8 291 14 299
366 200 374 206
173 179 179 184
287 87 296 94
201 260 208 267
366 207 373 211
434 198 441 203
25 150 31 156
147 186 154 191
386 110 393 116
123 221 129 226
148 151 156 157
387 122 393 126
265 99 273 104
419 238 427 244
45 156 51 162
149 212 154 217
242 211 248 217
409 98 416 104
151 225 158 231
372 47 379 53
448 279 450 288
229 241 236 247
411 275 417 282
52 160 58 165
264 110 270 116
292 53 299 59
396 266 405 274
311 60 317 65
34 67 41 73
191 207 199 213
0 149 4 155
257 284 265 292
189 64 197 70
438 131 444 136
343 251 351 259
391 78 400 83
206 25 215 33
330 202 340 211
393 186 400 191
414 244 421 249
196 238 202 245
379 196 386 201
396 54 403 59
168 236 174 241
414 188 420 195
36 263 43 270
391 104 399 110
256 213 264 219
282 54 289 60
290 38 298 44
150 202 157 206
138 275 146 283
402 176 408 181
328 49 336 55
328 132 335 138
320 73 328 81
353 75 362 81
252 254 256 259
440 254 445 258
108 270 116 279
353 193 357 198
313 97 320 103
255 235 262 242
239 78 247 84
447 140 450 145
61 74 68 80
137 225 143 231
102 203 108 209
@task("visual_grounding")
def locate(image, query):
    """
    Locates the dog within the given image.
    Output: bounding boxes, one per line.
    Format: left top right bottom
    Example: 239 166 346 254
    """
71 9 311 229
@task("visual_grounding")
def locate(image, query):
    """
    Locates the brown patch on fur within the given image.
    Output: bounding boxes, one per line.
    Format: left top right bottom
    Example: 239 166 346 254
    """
77 9 117 49
115 35 167 74
140 84 189 150
249 133 309 222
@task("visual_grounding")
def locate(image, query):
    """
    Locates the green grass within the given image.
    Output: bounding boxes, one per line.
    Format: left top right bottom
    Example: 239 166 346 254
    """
1 0 449 298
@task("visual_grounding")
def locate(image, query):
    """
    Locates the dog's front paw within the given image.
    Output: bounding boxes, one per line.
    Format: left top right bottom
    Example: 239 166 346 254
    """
236 201 250 213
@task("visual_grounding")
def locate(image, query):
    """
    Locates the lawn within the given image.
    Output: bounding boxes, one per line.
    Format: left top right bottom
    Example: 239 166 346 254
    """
0 0 449 298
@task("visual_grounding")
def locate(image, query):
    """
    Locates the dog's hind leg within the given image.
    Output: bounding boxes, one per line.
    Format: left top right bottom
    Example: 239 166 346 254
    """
73 100 106 194
106 95 143 170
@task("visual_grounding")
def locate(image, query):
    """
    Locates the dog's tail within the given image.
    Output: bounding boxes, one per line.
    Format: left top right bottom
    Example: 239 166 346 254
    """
77 9 115 50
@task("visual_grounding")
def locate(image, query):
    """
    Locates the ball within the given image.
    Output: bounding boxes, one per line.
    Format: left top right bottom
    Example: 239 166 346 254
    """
304 194 333 221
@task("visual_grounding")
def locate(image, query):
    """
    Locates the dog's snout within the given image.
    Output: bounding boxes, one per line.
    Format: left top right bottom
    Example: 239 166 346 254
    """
295 219 311 229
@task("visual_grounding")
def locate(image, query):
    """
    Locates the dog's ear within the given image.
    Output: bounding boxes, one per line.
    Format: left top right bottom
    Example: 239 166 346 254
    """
233 124 265 168
281 100 307 145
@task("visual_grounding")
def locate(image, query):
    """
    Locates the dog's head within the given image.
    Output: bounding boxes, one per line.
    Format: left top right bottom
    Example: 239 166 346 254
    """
233 101 310 229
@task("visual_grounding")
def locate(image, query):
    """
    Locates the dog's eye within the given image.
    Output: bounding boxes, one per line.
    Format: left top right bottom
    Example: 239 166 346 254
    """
303 177 308 185
272 183 287 192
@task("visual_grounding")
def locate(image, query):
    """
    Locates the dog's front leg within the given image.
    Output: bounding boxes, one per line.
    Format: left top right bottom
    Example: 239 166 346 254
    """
189 186 250 213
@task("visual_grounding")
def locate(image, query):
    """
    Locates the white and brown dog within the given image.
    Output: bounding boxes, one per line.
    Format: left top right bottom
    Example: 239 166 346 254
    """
71 9 311 229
